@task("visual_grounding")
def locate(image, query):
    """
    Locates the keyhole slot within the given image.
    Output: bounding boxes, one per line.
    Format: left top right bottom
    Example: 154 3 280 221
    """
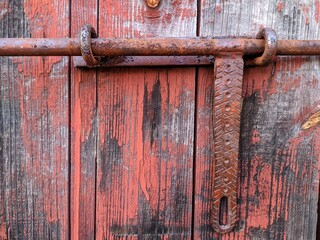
219 196 229 227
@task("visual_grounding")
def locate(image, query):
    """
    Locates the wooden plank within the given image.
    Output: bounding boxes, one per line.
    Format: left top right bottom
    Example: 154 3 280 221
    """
70 0 98 239
0 0 70 239
95 1 197 239
195 1 320 239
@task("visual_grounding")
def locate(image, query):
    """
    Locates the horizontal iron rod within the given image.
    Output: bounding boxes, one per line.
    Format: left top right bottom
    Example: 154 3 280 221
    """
0 38 320 56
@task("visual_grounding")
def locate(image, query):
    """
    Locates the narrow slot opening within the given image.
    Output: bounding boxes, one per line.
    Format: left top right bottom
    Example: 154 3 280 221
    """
219 196 229 226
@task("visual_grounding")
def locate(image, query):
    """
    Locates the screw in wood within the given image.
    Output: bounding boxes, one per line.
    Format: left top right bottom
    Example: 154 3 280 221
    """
146 0 160 8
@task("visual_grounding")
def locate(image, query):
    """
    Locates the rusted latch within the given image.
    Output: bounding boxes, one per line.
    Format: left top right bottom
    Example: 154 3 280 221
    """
0 25 318 234
80 26 277 232
211 28 277 233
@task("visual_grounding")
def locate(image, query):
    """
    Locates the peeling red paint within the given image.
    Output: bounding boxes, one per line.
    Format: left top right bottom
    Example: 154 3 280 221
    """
251 129 261 145
72 77 82 240
316 0 320 23
243 58 306 101
301 4 310 24
243 63 277 101
13 0 70 238
95 67 195 238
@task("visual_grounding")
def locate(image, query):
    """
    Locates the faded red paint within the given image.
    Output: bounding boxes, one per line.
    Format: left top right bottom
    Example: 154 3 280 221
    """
301 4 310 24
316 0 320 22
72 77 81 240
70 0 98 239
243 63 277 101
92 1 198 238
277 2 284 12
251 129 261 145
10 0 70 239
216 5 222 13
0 223 6 240
243 58 306 101
95 67 195 239
291 102 320 127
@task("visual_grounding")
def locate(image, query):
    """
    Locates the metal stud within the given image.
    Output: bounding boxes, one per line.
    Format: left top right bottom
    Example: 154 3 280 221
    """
146 0 160 8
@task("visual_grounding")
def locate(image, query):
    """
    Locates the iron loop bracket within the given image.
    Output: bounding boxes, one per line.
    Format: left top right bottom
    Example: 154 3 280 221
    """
245 28 277 66
80 24 100 68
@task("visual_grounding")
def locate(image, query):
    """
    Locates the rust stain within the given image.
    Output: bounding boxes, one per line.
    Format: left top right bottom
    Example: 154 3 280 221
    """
301 111 320 130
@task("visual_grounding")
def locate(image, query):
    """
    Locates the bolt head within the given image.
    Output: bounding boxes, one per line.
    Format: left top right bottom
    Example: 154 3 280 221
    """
147 0 160 8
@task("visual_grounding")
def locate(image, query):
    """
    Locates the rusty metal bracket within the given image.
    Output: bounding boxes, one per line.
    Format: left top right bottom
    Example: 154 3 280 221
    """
0 25 317 234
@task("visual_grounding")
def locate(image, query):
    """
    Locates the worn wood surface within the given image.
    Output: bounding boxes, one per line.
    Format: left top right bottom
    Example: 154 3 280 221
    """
1 0 320 240
0 0 70 239
70 0 97 239
95 1 197 239
195 0 320 239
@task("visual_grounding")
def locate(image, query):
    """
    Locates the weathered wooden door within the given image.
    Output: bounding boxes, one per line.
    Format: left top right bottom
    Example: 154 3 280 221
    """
0 0 320 239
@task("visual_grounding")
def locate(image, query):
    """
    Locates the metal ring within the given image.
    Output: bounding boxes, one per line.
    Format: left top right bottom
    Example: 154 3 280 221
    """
246 28 277 66
80 24 99 67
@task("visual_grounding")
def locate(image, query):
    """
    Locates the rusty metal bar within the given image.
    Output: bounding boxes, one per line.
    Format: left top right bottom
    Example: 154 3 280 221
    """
1 38 320 56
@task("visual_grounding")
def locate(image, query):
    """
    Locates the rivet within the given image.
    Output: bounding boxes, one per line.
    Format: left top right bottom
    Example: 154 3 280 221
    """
223 188 229 193
146 0 160 8
224 177 229 182
224 159 230 164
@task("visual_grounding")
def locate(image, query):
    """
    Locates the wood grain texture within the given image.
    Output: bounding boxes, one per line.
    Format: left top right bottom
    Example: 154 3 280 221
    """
70 0 98 239
0 0 70 239
95 1 197 239
195 0 320 239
